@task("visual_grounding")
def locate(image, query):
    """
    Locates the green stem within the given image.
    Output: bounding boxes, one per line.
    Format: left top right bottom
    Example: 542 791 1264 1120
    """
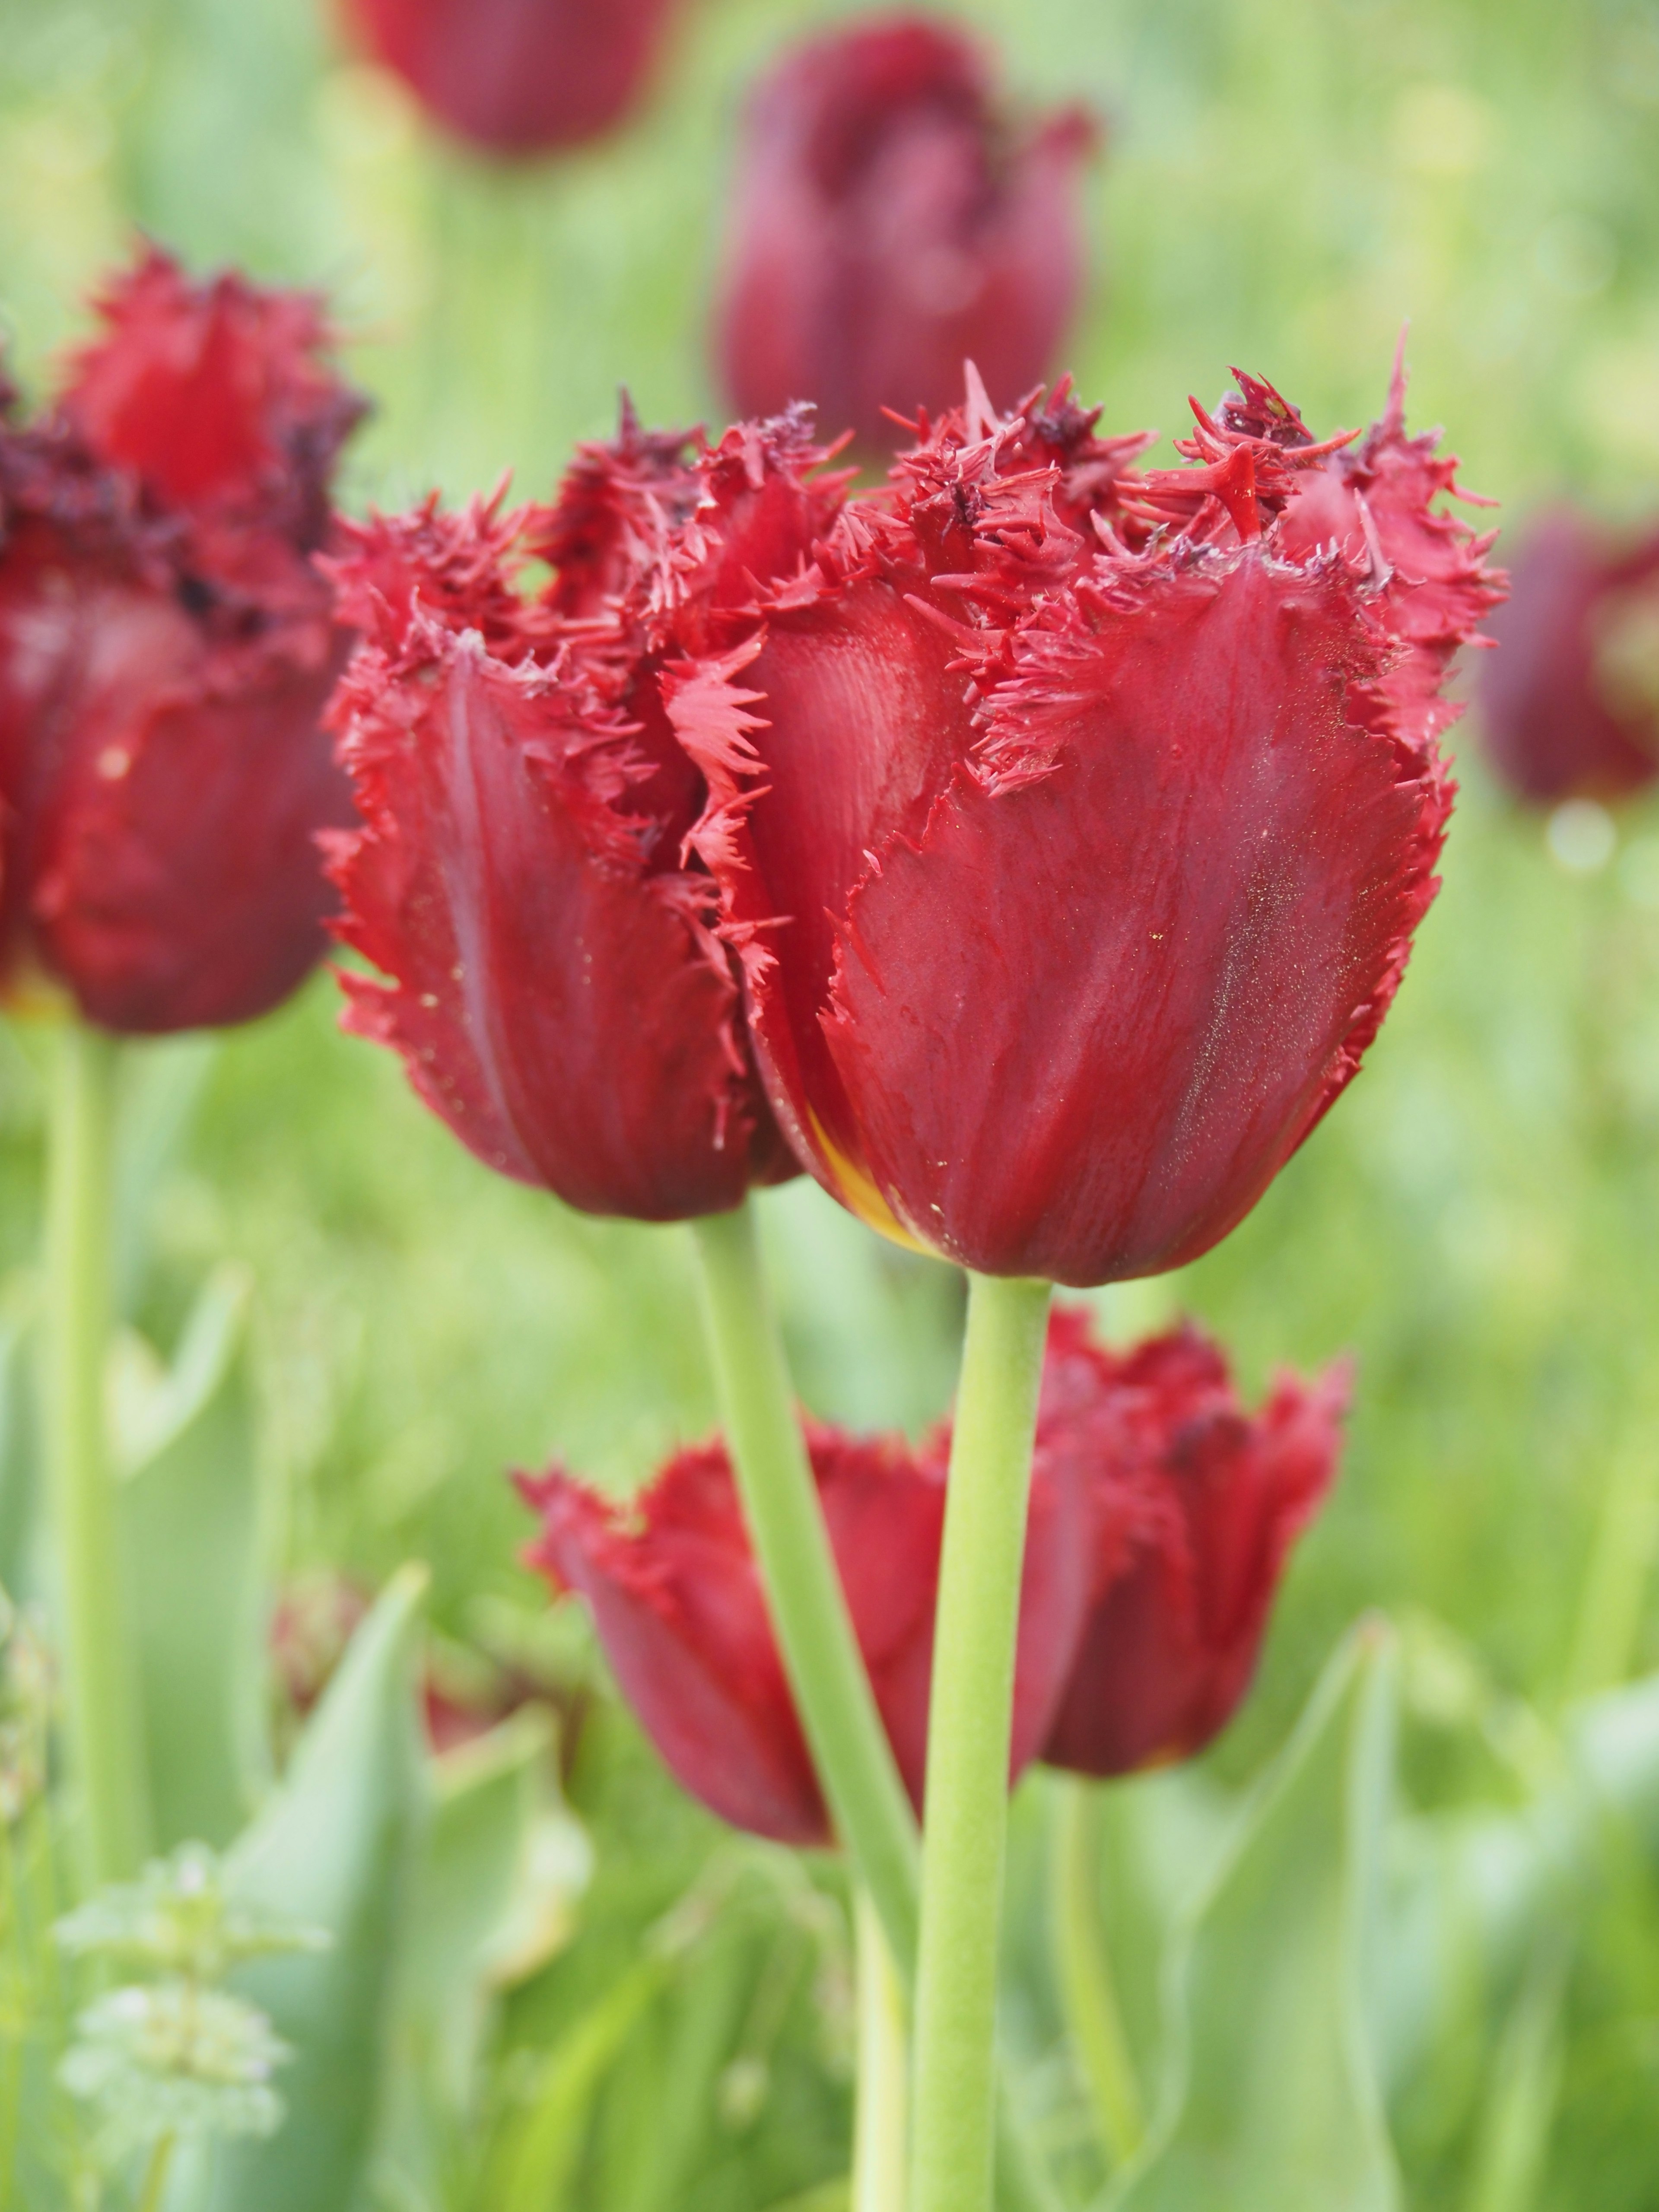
690 1205 921 1966
137 2130 175 2212
45 1022 149 1888
909 1271 1052 2212
1564 1429 1659 1697
853 1890 908 2212
1050 1776 1144 2168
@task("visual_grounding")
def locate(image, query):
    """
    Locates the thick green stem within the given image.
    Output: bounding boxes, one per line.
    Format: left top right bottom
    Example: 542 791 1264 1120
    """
691 1206 920 1964
909 1271 1052 2212
1050 1776 1144 2168
45 1022 148 1888
1564 1430 1659 1697
853 1890 908 2212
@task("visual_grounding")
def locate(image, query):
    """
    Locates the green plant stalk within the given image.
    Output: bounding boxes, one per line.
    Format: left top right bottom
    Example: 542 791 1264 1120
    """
1050 1776 1144 2168
1564 1430 1659 1696
909 1271 1052 2212
45 1020 149 1887
137 2132 176 2212
691 1205 921 1965
853 1890 908 2212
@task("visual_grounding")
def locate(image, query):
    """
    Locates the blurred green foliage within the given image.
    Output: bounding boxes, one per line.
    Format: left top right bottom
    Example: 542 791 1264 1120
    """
2 0 1659 2205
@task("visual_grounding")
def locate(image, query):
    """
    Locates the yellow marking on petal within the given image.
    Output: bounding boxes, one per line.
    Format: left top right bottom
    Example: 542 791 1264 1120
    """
809 1112 938 1259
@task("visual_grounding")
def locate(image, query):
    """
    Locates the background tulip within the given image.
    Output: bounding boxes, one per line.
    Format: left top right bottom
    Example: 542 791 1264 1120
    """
342 0 680 156
0 249 364 1036
326 409 842 1220
1477 505 1659 804
715 14 1097 449
1038 1311 1348 1777
670 368 1505 1285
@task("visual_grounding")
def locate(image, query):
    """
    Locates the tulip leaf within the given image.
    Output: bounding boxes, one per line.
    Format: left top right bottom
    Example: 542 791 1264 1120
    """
369 1703 578 2204
171 1563 430 2212
1111 1620 1401 2212
114 1265 267 1851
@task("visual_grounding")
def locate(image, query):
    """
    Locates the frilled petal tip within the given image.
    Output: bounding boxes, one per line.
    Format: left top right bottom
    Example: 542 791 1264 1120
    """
1477 504 1659 804
346 0 678 155
58 245 366 534
324 496 791 1219
672 364 1502 1284
715 13 1098 447
1039 1311 1349 1777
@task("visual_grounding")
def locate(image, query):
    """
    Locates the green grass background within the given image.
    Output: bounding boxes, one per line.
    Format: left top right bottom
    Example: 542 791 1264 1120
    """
3 0 1659 2203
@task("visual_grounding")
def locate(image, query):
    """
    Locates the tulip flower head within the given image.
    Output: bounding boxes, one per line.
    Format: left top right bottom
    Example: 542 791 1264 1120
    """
344 0 680 156
0 249 365 1033
1039 1310 1348 1776
669 361 1503 1284
1478 505 1659 804
715 14 1097 448
519 1306 1341 1837
326 406 846 1220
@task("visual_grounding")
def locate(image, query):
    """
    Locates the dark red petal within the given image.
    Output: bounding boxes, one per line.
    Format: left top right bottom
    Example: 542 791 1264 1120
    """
520 1458 828 1846
346 0 677 154
715 16 1095 448
1040 1319 1347 1777
59 247 363 533
328 610 774 1218
823 553 1445 1282
1478 506 1659 803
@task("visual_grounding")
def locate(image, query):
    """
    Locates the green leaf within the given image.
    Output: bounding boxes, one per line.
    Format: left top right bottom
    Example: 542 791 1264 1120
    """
172 1564 430 2212
1112 1620 1401 2212
114 1265 267 1851
0 1277 41 1603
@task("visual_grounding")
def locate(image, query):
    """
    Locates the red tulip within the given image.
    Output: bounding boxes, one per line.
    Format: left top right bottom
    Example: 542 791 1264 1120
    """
344 0 679 156
715 14 1097 449
325 407 844 1220
518 1304 1339 1836
668 363 1503 1284
0 249 365 1034
518 1387 1093 1845
1476 506 1659 804
1039 1310 1347 1776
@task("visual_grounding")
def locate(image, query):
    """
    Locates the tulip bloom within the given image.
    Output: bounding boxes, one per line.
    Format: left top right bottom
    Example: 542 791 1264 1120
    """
1477 506 1659 804
326 408 844 1220
344 0 679 156
1039 1310 1347 1777
519 1378 1094 1846
0 250 365 1034
671 364 1503 1284
715 15 1096 448
518 1306 1340 1838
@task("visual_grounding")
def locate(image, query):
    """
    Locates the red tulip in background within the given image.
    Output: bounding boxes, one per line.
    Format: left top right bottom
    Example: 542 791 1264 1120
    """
1038 1310 1348 1776
521 1307 1343 1840
669 362 1504 1284
715 14 1096 448
1477 506 1659 804
344 0 680 156
0 248 365 1034
326 406 846 1220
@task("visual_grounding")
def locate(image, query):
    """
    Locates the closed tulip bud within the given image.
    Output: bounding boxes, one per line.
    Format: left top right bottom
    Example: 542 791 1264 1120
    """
668 360 1504 1284
1038 1311 1347 1776
0 249 366 1034
715 14 1097 449
343 0 680 156
1477 505 1659 804
325 405 845 1219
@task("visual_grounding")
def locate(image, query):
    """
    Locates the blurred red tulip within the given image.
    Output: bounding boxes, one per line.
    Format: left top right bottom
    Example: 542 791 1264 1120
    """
715 14 1097 448
1038 1311 1347 1777
518 1376 1093 1845
668 363 1503 1284
0 249 365 1034
1476 506 1659 803
344 0 679 156
325 406 843 1220
519 1305 1340 1837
